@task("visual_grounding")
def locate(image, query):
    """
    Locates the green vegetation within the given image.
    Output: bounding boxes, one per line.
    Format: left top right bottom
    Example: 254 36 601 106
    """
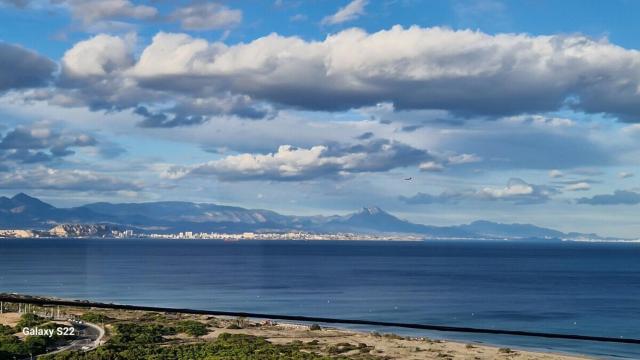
0 318 67 360
0 325 13 336
110 322 176 345
327 342 373 355
79 312 110 324
42 332 350 360
175 320 209 337
16 313 46 329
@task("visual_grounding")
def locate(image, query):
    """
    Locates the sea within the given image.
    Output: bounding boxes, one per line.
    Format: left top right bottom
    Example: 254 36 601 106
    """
1 238 639 359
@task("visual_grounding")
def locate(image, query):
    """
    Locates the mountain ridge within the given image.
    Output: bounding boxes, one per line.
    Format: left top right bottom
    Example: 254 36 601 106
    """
0 193 613 240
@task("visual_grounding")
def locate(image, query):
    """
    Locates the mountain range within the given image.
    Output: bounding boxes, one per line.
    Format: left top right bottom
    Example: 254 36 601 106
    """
0 193 608 240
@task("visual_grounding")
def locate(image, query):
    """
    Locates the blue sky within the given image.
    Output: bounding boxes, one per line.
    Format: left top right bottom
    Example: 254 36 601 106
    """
1 0 640 237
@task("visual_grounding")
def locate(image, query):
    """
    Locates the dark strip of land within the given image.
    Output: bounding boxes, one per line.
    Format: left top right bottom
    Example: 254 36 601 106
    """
2 294 638 345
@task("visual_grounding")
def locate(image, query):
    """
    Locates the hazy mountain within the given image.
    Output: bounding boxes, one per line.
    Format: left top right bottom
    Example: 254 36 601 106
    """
457 220 566 239
0 193 111 228
319 206 473 238
0 193 610 240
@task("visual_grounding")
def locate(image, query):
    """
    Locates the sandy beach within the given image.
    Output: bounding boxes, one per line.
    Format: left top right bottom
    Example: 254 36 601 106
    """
0 307 591 360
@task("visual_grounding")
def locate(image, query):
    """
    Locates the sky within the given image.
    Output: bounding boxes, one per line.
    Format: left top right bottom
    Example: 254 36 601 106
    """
0 0 639 237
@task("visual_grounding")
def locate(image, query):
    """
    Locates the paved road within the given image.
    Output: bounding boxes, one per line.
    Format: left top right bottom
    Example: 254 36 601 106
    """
36 321 105 358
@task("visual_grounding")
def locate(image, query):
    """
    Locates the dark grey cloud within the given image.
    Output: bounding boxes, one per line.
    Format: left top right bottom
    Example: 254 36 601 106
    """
135 106 206 128
400 124 424 132
0 42 56 92
355 132 374 140
0 166 143 192
577 190 640 206
0 126 97 163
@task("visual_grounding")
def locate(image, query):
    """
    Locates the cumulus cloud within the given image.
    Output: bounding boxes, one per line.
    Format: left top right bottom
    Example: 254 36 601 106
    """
400 178 556 205
322 0 368 25
125 27 640 119
0 42 56 92
577 190 640 205
61 34 134 78
165 140 432 181
171 3 242 31
0 166 142 192
31 26 640 127
0 126 97 163
33 33 272 126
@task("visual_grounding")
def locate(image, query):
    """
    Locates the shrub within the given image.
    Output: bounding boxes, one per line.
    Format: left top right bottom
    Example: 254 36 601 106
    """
80 312 110 324
0 324 14 336
175 320 209 337
16 313 46 329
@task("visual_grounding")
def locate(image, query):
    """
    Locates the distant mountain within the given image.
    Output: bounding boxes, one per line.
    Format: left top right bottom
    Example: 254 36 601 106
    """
319 206 472 238
0 193 112 229
457 220 566 239
0 193 612 240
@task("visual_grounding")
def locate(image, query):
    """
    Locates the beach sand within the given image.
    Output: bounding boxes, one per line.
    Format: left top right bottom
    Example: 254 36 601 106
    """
201 319 590 360
1 309 590 360
0 312 21 327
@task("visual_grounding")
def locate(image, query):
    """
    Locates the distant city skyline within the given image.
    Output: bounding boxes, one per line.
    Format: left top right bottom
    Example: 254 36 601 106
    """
1 0 640 237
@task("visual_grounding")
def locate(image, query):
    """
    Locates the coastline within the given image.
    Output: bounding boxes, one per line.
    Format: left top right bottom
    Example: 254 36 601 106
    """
0 306 592 360
0 294 603 359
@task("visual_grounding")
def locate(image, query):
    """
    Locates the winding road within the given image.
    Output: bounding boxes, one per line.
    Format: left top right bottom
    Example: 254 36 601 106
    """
36 321 105 358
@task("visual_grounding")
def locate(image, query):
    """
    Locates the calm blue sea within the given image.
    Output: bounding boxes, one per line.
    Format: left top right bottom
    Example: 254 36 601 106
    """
1 239 639 358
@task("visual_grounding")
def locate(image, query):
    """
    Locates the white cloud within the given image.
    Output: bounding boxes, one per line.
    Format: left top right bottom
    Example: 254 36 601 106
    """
565 182 591 191
549 169 564 178
447 153 482 165
171 3 242 31
321 0 368 25
418 161 444 172
619 171 634 179
401 178 556 205
479 178 534 199
27 26 640 131
166 140 432 181
61 34 134 77
125 27 640 120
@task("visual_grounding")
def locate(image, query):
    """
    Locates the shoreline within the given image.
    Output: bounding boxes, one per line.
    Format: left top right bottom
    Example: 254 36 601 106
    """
0 294 610 359
0 308 592 360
